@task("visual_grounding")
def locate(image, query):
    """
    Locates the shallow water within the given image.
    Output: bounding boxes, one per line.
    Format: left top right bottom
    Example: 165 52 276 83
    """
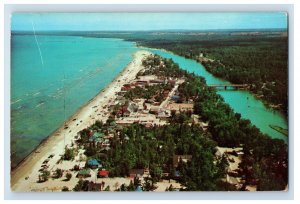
11 35 138 167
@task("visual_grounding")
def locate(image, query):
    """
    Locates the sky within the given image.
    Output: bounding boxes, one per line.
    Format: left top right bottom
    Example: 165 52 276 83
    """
11 13 288 31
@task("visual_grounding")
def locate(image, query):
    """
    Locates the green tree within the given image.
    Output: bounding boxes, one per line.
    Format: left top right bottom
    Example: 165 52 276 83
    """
65 172 72 181
39 170 50 182
73 179 90 191
166 184 175 191
142 177 157 191
64 147 74 160
55 168 63 178
104 185 110 191
62 186 69 191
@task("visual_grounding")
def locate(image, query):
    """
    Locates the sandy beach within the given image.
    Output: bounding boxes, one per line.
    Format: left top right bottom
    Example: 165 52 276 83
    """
11 50 151 192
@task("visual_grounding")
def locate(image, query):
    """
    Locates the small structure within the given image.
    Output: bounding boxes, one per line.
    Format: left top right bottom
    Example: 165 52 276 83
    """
124 135 130 141
79 162 86 169
98 170 109 178
171 95 181 103
200 122 209 131
88 182 102 191
89 132 104 142
123 110 131 117
149 106 160 114
173 155 192 168
157 111 170 118
150 79 164 84
173 170 181 179
144 123 152 128
104 134 114 140
87 159 101 169
77 169 91 178
100 139 110 147
121 86 131 91
129 169 145 178
135 185 143 192
136 80 148 85
163 90 170 97
128 102 139 113
162 172 170 179
168 103 194 112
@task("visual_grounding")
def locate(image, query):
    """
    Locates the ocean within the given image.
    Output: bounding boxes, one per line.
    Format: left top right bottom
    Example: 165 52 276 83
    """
11 35 138 168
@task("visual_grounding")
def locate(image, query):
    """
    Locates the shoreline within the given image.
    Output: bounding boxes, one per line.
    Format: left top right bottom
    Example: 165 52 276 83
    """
11 50 151 191
139 43 288 118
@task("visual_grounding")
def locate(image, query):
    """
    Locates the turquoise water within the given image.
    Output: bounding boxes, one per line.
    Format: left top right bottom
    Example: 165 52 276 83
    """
147 49 288 143
11 35 138 168
11 36 288 168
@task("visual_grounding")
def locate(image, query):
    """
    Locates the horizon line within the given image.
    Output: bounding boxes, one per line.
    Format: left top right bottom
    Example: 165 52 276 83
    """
11 28 288 33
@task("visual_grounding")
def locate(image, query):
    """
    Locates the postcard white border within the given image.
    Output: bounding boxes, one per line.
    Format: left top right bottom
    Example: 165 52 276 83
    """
3 4 294 200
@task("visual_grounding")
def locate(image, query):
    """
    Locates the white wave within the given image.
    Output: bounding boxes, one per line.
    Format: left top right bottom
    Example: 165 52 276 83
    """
36 102 45 108
11 99 22 105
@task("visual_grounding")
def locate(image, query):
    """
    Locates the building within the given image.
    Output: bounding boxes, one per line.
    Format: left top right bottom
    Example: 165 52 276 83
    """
169 80 176 86
149 106 160 114
103 133 114 140
88 182 102 191
89 132 104 143
135 186 143 192
116 115 161 127
167 103 194 112
150 79 164 84
162 90 170 97
127 103 139 113
98 170 109 178
200 122 209 131
123 110 130 117
173 170 181 179
121 86 131 91
87 159 101 169
157 110 170 118
136 80 148 85
77 169 91 178
129 169 145 178
171 95 181 103
117 105 130 117
79 162 86 169
115 120 135 126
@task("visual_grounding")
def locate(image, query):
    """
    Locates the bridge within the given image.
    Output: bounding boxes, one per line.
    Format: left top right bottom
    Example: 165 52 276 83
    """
207 84 250 90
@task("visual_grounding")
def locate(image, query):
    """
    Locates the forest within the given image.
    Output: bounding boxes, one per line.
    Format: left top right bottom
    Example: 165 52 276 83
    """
75 55 287 191
132 32 288 114
179 74 288 190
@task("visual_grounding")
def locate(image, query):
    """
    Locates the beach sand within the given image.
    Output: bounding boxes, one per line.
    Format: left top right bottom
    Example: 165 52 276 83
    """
11 50 151 192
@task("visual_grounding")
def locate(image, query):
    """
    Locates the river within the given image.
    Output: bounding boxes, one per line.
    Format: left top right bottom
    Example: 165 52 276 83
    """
147 48 288 143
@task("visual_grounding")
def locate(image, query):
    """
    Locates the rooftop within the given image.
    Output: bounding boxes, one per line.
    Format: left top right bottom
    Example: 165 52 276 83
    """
78 169 91 175
87 159 100 166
